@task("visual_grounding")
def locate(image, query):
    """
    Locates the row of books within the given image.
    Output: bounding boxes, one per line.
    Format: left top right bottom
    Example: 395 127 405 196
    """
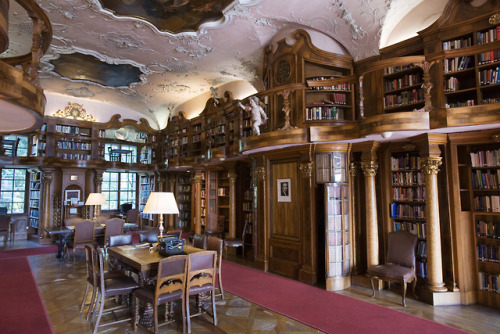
384 88 424 108
30 208 39 218
243 202 252 211
476 26 500 45
327 214 349 232
477 243 500 262
416 240 427 257
416 260 428 278
56 153 90 160
442 36 473 50
476 220 500 239
482 97 500 104
384 64 413 75
29 190 40 199
391 171 424 186
474 195 500 213
392 186 425 202
217 187 229 196
394 221 427 239
29 199 39 208
470 150 500 169
444 76 460 92
30 218 38 228
30 181 41 190
478 67 500 85
176 194 190 201
307 77 351 91
478 50 500 65
384 74 421 91
443 56 471 73
472 169 500 189
55 125 91 136
327 231 346 247
445 99 475 108
478 271 500 293
57 141 91 150
391 154 421 171
390 203 425 220
305 106 344 121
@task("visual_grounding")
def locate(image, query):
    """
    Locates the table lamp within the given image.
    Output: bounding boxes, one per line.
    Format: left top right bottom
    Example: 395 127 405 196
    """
85 193 107 221
142 192 179 240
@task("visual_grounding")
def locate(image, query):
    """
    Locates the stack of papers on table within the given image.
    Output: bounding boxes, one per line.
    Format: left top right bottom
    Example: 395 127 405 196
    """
118 245 135 251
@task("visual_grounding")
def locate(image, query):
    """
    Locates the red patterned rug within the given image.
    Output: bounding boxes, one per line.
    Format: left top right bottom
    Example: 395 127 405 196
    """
221 261 470 334
0 256 54 334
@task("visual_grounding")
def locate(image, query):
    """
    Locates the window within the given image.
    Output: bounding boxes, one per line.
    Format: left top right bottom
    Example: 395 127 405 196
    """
0 168 27 214
104 143 137 163
101 171 136 210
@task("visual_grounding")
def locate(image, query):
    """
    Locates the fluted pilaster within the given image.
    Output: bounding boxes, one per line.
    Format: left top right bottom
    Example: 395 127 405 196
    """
361 161 379 268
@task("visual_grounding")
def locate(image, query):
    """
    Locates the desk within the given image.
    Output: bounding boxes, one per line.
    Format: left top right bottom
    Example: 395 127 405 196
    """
45 223 138 259
109 149 133 162
108 244 202 283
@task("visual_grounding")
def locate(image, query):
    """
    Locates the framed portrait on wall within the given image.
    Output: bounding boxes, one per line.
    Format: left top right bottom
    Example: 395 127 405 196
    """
277 178 291 202
65 189 80 205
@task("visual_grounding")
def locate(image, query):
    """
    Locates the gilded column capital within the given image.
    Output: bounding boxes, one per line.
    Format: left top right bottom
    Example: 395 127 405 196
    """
228 171 237 183
360 161 378 177
300 162 313 178
256 166 266 182
349 162 358 177
192 174 204 184
421 157 442 175
42 175 53 184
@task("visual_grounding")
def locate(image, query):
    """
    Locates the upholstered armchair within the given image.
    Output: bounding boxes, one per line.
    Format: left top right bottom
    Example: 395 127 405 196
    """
366 230 419 307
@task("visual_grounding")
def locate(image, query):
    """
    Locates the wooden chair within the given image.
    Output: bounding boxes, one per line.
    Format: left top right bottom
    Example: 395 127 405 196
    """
10 217 26 241
367 230 419 307
100 218 125 249
192 234 206 250
223 220 249 256
92 247 139 334
65 219 95 262
206 236 224 299
133 255 188 333
125 209 140 230
185 251 217 333
0 215 10 245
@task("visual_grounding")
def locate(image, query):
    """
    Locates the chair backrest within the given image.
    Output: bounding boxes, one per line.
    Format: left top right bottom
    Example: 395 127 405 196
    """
139 231 158 243
155 255 188 303
386 231 419 268
193 234 207 249
104 218 125 244
0 215 11 230
186 251 216 295
109 233 133 247
206 236 223 271
84 245 98 286
126 209 139 223
120 203 132 216
74 220 96 245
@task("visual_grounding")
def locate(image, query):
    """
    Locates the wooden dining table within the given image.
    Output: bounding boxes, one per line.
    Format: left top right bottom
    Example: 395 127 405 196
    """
107 243 203 284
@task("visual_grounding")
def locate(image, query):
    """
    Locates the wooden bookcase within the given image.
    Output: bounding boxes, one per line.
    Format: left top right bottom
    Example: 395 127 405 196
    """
54 121 92 161
456 141 500 307
390 151 427 278
138 173 154 225
175 174 192 231
28 169 41 238
304 62 355 122
383 65 424 113
316 152 351 291
217 170 230 235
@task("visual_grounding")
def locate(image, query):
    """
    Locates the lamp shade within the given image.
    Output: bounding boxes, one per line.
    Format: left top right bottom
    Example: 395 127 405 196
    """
85 193 107 206
143 192 179 214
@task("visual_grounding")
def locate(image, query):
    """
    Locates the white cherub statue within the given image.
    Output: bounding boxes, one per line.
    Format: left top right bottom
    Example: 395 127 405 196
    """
237 96 267 136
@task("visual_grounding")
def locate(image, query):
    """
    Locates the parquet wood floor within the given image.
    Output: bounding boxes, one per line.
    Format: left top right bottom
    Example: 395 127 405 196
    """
4 240 500 333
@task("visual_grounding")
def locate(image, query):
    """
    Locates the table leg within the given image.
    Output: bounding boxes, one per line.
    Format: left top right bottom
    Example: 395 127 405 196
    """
56 234 66 259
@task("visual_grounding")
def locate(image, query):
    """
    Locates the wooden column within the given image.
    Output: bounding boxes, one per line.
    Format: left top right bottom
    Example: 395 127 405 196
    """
255 164 268 271
361 161 379 268
349 162 359 273
228 170 237 239
41 171 52 239
299 161 316 284
167 175 176 229
422 157 448 292
94 170 103 218
192 172 204 235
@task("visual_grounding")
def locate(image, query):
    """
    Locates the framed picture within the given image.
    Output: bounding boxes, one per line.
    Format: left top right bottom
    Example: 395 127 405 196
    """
277 178 291 202
65 189 80 205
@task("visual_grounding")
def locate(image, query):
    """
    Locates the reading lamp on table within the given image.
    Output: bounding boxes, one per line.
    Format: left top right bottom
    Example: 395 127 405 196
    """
85 193 107 221
142 192 179 240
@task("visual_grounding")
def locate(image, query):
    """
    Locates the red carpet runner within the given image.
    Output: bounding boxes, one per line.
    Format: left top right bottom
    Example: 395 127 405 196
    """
0 247 56 334
221 261 470 334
